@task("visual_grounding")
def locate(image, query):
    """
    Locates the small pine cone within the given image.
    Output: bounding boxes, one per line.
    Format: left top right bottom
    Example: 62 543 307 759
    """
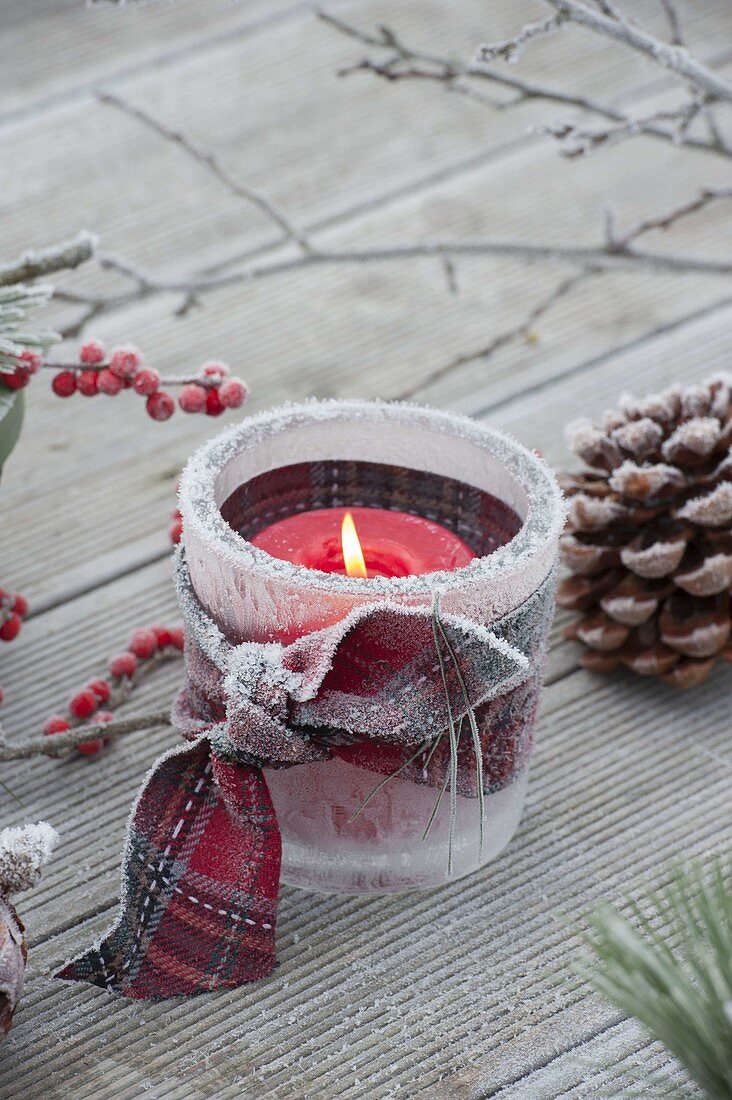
559 375 732 687
0 823 57 1040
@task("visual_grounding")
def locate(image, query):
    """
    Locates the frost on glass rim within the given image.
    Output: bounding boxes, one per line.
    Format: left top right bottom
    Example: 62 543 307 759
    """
178 399 566 641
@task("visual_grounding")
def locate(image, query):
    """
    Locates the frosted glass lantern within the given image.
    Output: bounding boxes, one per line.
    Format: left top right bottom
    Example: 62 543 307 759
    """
178 400 564 895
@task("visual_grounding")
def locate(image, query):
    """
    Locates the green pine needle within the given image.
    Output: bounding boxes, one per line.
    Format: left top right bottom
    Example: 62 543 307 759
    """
0 283 59 370
579 857 732 1100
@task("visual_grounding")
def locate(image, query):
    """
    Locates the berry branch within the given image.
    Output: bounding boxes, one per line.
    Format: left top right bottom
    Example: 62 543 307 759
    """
0 625 182 762
1 339 249 421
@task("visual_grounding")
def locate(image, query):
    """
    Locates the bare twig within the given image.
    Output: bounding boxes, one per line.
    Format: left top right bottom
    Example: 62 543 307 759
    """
658 0 683 46
98 92 312 255
320 11 629 117
397 269 593 399
48 228 732 339
0 710 172 761
539 97 715 158
0 232 96 288
542 0 732 105
478 14 567 64
611 186 732 249
319 11 731 162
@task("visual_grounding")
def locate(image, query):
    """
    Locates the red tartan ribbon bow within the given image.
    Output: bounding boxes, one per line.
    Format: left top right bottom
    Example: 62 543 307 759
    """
56 553 539 1000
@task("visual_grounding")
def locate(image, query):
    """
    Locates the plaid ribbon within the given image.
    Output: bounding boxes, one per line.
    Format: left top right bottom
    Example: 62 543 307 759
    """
56 552 554 1000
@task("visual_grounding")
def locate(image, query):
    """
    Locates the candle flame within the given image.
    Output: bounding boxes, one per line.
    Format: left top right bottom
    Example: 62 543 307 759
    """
341 512 368 578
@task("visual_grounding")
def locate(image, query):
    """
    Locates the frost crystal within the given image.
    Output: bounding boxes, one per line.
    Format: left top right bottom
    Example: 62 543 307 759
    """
662 417 722 461
609 461 686 501
611 418 663 457
566 493 626 531
676 482 732 527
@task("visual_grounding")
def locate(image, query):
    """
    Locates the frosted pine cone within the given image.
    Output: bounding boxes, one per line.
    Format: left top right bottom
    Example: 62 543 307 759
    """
558 376 732 688
0 823 57 1039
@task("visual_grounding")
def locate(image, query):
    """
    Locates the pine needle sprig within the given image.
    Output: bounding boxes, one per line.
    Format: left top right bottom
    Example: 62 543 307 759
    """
0 284 59 369
579 857 732 1100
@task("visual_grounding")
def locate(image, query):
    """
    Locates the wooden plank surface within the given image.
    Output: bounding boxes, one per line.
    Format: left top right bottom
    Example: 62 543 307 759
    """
1 0 730 1097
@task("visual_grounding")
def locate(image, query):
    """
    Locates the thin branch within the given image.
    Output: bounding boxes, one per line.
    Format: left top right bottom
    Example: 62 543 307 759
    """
658 0 683 46
98 92 313 255
540 97 716 158
541 0 732 104
319 11 630 117
14 359 228 389
318 11 731 162
398 269 593 399
95 236 732 292
611 186 732 249
478 14 567 64
0 710 172 761
0 232 96 288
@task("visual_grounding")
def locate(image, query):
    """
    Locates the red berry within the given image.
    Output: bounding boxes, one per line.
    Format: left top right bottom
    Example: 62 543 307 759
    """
169 626 185 651
0 613 22 642
0 685 4 707
77 737 104 756
218 378 248 409
109 651 137 678
146 391 175 421
18 348 43 374
2 367 30 390
11 593 28 617
178 383 207 414
169 516 183 544
109 345 142 380
97 368 123 396
69 688 98 720
77 369 99 396
88 678 111 704
128 628 158 659
133 368 160 396
151 625 172 648
206 387 224 417
79 339 106 365
52 370 77 397
92 710 116 748
44 715 71 736
199 360 230 380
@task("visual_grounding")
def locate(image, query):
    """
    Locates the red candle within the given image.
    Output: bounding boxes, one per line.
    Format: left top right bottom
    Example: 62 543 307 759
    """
251 506 475 578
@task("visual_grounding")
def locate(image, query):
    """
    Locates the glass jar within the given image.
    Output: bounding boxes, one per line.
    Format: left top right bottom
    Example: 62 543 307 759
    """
178 400 563 894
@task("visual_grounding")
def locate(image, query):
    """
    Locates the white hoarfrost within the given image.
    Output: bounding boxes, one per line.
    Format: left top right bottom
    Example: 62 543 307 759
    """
0 822 58 899
676 481 732 527
662 417 722 461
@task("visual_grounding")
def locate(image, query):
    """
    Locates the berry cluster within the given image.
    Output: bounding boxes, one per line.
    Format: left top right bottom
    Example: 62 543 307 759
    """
0 588 28 647
0 340 249 423
42 624 184 756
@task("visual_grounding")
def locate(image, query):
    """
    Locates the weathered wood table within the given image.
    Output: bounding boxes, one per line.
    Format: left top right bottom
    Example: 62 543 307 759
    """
1 2 730 1096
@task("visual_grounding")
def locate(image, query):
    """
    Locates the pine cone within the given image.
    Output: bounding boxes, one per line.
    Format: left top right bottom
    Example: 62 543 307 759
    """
0 823 57 1039
558 376 732 688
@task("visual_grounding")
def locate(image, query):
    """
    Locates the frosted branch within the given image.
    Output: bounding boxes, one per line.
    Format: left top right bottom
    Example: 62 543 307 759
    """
319 10 731 162
542 0 732 104
0 232 96 288
478 15 567 64
0 710 172 761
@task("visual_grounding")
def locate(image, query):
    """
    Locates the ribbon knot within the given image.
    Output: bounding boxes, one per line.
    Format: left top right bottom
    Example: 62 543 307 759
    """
56 551 554 1000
